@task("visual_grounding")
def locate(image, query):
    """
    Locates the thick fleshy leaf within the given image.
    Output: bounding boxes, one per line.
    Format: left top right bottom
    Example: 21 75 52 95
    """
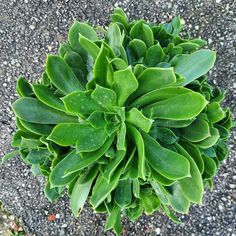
153 119 195 128
49 150 81 187
130 21 154 48
106 23 123 55
151 168 175 186
143 92 208 120
144 44 165 67
105 203 121 231
133 68 176 99
168 182 190 213
70 165 99 216
143 133 190 180
202 154 217 177
12 98 77 124
206 102 225 123
79 34 100 61
62 90 104 116
127 124 146 180
116 122 126 151
129 86 191 109
17 77 34 97
155 127 178 144
140 189 161 214
68 21 98 56
128 39 147 59
181 119 210 142
91 85 117 109
1 150 20 165
174 143 204 204
46 55 84 94
44 181 62 202
27 149 50 164
33 84 66 112
179 141 204 174
64 134 115 176
126 108 153 133
195 127 220 149
173 49 216 86
48 123 108 152
114 179 132 207
113 66 138 106
102 150 126 182
19 119 54 136
126 200 143 222
92 44 110 87
90 167 123 208
151 182 169 204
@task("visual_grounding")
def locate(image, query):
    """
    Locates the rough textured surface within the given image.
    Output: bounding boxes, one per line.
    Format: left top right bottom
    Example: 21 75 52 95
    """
0 0 235 235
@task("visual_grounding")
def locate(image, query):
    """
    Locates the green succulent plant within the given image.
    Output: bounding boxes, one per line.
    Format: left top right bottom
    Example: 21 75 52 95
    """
2 8 233 235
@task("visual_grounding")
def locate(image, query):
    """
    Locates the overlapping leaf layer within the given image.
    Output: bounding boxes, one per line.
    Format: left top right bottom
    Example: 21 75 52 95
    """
2 8 233 235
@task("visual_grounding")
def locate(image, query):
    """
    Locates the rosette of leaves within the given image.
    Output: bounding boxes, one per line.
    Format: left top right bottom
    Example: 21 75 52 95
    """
2 8 233 235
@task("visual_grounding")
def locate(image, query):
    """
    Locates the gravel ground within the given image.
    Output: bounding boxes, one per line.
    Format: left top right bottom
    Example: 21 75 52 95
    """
0 0 236 235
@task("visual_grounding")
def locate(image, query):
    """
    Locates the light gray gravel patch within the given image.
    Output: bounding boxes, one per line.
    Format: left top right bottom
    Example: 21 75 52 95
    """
0 0 235 235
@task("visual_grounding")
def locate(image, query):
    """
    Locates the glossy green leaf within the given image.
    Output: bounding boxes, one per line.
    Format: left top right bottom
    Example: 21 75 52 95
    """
1 150 20 165
133 68 176 99
144 44 165 66
143 132 190 180
202 154 217 177
105 203 121 231
79 33 100 60
168 182 190 213
140 189 161 214
91 85 117 109
48 123 108 152
179 141 204 174
129 86 191 109
128 39 147 59
27 149 49 164
17 77 34 97
153 119 195 128
115 179 132 207
70 165 99 216
126 108 153 133
50 150 81 187
130 21 154 48
102 150 126 183
181 119 210 142
127 124 146 180
173 49 216 86
143 92 208 120
33 84 66 112
44 181 61 202
106 23 123 55
62 90 104 117
116 122 126 151
196 127 220 149
151 168 175 186
19 119 54 136
90 167 123 208
155 127 178 144
46 55 84 94
174 143 204 204
68 21 98 55
12 98 77 124
113 66 138 106
64 134 115 176
92 44 109 87
206 102 225 123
